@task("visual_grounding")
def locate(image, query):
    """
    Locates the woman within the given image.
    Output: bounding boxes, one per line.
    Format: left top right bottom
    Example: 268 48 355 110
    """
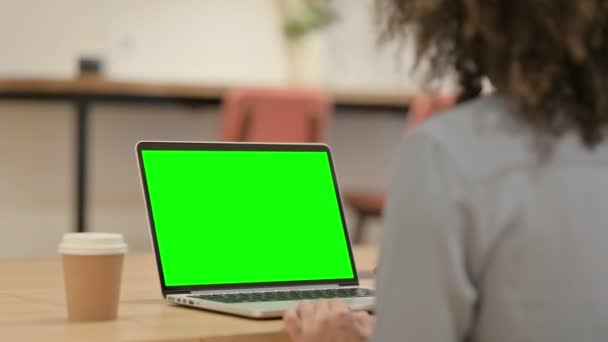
284 0 608 341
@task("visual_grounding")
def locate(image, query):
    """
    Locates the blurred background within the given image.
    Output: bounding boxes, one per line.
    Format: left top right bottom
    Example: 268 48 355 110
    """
0 0 441 256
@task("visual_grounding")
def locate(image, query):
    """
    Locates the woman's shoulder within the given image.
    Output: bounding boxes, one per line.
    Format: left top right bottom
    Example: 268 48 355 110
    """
408 94 536 182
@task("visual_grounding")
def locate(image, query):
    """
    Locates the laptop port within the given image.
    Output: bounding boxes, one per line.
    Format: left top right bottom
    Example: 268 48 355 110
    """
188 300 194 305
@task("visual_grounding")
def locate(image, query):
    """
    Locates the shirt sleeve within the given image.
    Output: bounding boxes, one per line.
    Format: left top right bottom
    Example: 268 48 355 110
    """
372 132 478 342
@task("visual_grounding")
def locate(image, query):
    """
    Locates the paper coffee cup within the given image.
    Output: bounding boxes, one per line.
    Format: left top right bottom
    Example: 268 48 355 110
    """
58 233 127 322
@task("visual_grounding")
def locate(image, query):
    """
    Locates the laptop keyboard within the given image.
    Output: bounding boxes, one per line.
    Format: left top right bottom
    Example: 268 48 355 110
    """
189 288 374 303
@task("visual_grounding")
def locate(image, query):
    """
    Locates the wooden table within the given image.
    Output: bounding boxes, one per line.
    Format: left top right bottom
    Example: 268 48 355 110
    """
0 78 412 108
0 78 410 234
0 245 377 342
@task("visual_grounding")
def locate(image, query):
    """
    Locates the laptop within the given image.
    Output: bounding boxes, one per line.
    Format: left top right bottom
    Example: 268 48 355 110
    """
136 141 375 319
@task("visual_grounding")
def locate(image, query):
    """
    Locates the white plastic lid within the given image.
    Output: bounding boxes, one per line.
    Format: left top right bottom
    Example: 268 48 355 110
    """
58 233 128 255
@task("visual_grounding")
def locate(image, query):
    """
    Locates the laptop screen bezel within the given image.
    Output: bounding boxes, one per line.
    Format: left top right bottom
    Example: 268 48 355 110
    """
136 141 360 295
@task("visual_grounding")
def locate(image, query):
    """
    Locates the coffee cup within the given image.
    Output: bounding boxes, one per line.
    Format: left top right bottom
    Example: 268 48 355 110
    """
58 233 127 322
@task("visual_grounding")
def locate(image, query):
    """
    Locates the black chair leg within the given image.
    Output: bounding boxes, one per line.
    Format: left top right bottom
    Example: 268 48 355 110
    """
351 213 368 244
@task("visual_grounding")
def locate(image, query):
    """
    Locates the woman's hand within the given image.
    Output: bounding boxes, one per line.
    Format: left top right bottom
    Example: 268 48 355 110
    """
283 299 374 342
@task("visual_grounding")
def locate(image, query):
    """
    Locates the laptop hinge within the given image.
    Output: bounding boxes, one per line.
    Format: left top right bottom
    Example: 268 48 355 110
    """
339 282 359 287
164 289 189 295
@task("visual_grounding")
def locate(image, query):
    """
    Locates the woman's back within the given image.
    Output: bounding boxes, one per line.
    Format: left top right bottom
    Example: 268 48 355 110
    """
373 95 608 341
283 1 608 341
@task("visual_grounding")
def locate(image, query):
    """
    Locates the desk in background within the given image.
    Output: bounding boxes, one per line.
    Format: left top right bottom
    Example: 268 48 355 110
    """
0 245 377 342
0 79 411 234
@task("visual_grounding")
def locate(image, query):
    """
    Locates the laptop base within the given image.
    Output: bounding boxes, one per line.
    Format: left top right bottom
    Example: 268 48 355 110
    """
166 288 375 319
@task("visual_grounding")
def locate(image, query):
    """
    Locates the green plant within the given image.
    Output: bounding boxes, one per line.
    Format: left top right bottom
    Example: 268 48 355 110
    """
284 1 337 39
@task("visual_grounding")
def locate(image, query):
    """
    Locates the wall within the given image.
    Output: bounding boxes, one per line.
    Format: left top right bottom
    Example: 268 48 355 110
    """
0 102 74 256
0 0 289 84
106 0 289 84
0 0 110 78
324 0 418 92
0 0 418 88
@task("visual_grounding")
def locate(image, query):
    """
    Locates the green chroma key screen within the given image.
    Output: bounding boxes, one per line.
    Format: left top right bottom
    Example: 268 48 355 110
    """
141 149 354 287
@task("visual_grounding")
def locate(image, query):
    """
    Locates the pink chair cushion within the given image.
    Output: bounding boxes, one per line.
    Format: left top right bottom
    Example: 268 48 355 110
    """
220 87 332 143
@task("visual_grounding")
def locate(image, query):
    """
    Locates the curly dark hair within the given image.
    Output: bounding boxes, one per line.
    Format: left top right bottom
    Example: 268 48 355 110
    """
376 0 608 147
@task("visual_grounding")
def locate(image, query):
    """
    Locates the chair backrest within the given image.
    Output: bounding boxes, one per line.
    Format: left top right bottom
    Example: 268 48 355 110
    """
405 94 457 134
220 87 332 143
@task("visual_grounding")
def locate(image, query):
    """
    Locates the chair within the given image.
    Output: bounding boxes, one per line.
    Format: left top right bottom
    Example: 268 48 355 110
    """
343 191 386 244
220 87 332 143
344 94 456 244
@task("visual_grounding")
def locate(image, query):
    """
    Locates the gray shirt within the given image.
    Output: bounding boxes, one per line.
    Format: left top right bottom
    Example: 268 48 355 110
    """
372 95 608 342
